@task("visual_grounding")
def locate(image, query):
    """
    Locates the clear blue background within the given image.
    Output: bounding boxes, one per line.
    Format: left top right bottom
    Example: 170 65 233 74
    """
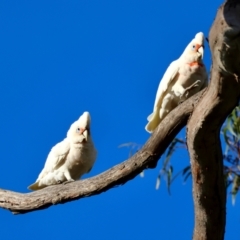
0 1 239 239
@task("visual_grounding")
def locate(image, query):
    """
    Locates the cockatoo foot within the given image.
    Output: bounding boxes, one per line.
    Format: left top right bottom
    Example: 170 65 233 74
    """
178 100 184 105
63 179 75 185
181 80 201 98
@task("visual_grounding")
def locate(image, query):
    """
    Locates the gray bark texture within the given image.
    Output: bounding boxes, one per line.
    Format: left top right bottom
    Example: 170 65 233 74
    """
0 90 205 214
0 2 239 240
187 0 240 239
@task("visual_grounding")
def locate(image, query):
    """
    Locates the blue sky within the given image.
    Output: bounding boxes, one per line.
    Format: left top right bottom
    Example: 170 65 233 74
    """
0 0 239 239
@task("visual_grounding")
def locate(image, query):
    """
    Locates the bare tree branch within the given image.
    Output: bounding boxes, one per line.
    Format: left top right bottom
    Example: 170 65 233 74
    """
0 90 205 214
1 10 239 240
187 1 240 239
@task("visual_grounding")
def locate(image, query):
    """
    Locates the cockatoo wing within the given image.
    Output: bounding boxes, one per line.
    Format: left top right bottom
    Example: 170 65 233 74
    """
28 111 97 191
36 138 70 180
145 60 179 132
28 139 70 190
153 60 179 111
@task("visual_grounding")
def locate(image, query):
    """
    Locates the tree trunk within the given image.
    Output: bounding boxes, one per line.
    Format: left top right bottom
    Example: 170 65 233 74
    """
0 5 240 240
187 1 240 239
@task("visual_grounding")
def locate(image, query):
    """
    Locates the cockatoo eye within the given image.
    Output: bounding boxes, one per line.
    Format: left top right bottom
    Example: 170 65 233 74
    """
76 128 81 133
192 45 196 49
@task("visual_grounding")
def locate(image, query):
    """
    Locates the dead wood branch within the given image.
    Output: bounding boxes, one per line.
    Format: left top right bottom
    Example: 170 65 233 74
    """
0 90 205 214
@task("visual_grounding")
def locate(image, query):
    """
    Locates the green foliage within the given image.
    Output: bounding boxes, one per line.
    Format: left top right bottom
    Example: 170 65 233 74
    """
155 138 189 194
222 105 240 204
120 105 240 203
118 142 142 158
160 105 240 203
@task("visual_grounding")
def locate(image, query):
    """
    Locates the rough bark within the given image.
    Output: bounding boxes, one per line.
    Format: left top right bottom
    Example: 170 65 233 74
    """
0 90 205 214
187 1 240 240
0 6 239 240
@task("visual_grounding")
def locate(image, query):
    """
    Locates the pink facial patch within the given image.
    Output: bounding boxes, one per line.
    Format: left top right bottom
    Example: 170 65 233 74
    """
188 62 204 67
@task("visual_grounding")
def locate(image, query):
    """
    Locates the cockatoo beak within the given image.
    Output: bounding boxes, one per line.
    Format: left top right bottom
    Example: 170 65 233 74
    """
82 129 88 141
197 45 204 59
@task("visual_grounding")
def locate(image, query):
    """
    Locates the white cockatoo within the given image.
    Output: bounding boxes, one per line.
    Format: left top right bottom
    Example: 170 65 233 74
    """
28 112 97 190
145 32 208 133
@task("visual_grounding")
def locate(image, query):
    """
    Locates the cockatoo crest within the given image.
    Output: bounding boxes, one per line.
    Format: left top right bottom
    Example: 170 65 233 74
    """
28 111 97 191
67 111 91 143
145 32 208 133
181 32 204 60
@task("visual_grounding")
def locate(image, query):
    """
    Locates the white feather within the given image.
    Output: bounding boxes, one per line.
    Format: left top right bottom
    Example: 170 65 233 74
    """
28 111 97 190
145 32 208 133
